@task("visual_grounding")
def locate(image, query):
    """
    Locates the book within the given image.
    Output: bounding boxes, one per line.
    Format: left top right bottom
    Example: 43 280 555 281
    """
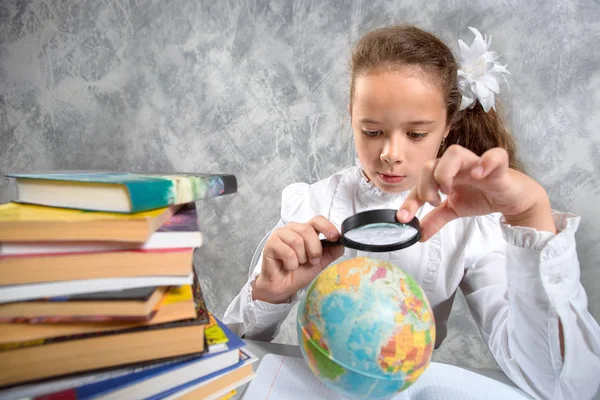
3 317 248 400
0 354 201 400
0 247 194 285
0 202 177 243
204 311 230 352
53 286 160 300
0 273 194 304
90 317 248 400
0 284 198 344
0 204 203 255
156 349 256 400
0 314 207 388
0 277 209 387
6 171 237 213
0 286 167 322
243 355 531 400
27 350 255 400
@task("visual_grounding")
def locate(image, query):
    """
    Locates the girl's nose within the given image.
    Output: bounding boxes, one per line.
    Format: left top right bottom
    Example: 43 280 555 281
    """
380 134 405 165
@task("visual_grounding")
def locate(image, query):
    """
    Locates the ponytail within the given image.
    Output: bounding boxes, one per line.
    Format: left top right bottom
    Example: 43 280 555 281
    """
441 102 524 172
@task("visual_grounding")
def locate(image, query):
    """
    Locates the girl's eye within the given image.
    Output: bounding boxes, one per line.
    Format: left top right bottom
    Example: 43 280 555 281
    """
408 132 428 140
362 130 382 137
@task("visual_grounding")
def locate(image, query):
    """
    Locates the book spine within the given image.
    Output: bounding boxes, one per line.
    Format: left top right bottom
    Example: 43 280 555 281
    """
125 180 174 213
126 175 237 213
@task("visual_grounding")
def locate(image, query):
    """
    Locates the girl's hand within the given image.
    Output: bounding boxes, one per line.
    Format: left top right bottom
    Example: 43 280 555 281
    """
252 216 344 304
397 145 556 242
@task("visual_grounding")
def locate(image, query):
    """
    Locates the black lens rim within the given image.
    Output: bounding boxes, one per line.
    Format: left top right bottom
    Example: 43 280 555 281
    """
340 209 421 252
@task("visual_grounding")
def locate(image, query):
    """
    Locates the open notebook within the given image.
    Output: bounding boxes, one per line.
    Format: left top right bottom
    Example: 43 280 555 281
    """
243 354 532 400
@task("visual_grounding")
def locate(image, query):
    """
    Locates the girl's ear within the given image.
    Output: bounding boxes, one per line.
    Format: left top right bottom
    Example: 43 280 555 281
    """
443 125 451 140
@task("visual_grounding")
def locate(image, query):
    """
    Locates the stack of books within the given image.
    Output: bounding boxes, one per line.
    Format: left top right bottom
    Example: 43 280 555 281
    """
0 172 257 399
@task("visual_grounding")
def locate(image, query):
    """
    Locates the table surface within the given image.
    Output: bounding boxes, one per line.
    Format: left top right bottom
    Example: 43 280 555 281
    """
233 339 519 399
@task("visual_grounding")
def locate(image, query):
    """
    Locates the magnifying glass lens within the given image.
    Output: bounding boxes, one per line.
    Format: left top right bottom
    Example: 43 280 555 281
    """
320 209 421 252
343 223 419 246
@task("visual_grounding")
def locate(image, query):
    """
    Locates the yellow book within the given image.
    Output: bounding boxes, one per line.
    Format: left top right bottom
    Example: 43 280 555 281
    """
0 202 177 242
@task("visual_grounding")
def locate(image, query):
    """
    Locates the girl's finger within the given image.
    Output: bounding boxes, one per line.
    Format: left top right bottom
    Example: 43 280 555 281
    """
289 223 323 265
417 159 443 207
434 145 480 194
307 215 340 241
279 244 301 271
278 225 309 265
418 201 459 242
263 236 299 273
397 187 424 223
472 148 509 180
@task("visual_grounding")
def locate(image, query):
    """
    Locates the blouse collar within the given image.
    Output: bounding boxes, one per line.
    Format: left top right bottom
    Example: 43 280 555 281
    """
355 159 410 205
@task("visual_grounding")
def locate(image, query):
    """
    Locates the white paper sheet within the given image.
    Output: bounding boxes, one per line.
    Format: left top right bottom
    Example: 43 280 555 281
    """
243 354 532 400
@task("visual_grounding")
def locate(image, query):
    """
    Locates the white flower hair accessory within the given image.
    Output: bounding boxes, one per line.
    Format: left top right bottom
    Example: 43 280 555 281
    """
457 27 510 113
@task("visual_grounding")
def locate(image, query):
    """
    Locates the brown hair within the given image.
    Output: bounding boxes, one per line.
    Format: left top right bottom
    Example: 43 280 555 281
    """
350 25 522 171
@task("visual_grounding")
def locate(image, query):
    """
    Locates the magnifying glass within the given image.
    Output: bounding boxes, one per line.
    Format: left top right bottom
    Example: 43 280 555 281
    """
320 209 421 252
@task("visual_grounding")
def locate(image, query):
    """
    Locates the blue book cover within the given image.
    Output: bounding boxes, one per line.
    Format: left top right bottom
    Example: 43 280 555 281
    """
36 315 245 400
6 171 237 213
147 349 255 400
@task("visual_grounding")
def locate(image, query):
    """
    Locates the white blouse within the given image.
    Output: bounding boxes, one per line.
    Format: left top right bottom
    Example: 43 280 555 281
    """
223 166 600 400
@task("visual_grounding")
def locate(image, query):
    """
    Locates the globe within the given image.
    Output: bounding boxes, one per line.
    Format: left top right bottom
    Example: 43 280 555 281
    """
297 257 436 400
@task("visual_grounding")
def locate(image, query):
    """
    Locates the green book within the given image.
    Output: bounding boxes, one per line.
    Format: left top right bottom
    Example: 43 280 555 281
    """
5 171 237 213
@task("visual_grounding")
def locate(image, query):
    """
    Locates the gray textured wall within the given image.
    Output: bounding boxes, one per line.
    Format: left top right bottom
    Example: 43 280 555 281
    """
1 0 598 371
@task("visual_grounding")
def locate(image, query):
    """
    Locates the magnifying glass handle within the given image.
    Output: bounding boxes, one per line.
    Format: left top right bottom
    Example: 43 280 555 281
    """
320 238 342 248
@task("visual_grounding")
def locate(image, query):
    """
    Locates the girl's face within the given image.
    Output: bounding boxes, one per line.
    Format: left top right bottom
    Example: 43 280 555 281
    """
351 68 449 193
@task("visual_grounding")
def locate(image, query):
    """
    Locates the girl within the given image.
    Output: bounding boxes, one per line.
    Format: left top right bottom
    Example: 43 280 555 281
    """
223 25 600 399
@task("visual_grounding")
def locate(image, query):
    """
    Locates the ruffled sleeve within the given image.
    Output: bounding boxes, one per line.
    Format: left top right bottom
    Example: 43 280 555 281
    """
460 212 600 400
